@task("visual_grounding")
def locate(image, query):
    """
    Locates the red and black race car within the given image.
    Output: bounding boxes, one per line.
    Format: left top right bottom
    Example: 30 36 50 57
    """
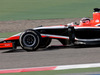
0 8 100 51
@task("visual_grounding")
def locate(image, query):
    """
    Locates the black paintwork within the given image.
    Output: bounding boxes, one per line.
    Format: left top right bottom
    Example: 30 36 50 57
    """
75 28 100 39
36 27 100 40
37 28 69 36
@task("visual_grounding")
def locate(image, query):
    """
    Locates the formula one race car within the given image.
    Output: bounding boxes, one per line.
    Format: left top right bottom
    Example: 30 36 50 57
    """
0 8 100 51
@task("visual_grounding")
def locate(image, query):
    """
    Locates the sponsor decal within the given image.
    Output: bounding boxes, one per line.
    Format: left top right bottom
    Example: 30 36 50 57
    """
95 19 100 22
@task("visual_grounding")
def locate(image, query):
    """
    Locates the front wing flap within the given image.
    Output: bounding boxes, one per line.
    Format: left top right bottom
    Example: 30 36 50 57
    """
0 43 13 49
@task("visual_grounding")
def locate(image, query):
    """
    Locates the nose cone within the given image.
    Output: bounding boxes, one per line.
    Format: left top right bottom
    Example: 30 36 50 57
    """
4 33 21 41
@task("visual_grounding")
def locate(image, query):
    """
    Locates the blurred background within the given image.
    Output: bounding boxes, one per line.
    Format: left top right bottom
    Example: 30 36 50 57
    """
0 0 99 21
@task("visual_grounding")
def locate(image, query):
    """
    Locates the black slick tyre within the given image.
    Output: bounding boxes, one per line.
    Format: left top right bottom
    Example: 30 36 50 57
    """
39 38 51 48
19 30 41 51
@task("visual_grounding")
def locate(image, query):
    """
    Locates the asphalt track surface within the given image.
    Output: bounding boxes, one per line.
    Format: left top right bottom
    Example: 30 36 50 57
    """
0 39 100 69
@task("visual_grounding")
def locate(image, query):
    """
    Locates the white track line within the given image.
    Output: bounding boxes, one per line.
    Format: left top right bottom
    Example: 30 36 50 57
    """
55 63 100 70
0 63 100 74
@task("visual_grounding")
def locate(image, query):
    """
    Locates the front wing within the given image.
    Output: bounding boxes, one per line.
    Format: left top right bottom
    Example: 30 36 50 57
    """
0 43 13 49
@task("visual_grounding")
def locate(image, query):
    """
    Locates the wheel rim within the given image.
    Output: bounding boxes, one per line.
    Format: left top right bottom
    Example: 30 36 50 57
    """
23 34 36 47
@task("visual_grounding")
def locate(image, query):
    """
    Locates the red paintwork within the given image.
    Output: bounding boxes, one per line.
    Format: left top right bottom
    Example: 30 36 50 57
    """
49 36 65 39
4 36 20 41
0 43 13 48
41 35 47 38
78 12 100 27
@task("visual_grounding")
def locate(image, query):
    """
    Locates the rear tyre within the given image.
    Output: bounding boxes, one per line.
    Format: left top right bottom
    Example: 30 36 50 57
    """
19 30 41 51
39 38 51 48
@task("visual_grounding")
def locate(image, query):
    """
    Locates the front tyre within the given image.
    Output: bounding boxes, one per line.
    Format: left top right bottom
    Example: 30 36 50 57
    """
19 30 41 51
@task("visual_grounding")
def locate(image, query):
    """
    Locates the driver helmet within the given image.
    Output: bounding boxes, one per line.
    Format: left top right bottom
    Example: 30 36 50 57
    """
80 17 90 23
